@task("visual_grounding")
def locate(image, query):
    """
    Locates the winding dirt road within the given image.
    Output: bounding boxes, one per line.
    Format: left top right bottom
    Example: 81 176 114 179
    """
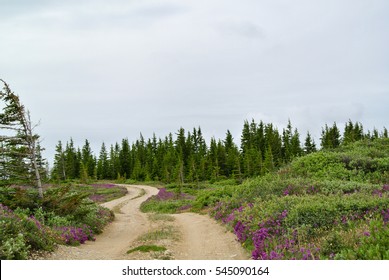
45 185 249 260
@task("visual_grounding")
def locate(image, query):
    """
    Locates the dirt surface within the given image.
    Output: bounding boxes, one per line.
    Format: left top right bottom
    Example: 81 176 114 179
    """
43 185 249 260
172 212 249 260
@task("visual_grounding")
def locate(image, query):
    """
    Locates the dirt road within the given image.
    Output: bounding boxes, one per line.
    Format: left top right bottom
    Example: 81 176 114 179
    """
45 185 249 260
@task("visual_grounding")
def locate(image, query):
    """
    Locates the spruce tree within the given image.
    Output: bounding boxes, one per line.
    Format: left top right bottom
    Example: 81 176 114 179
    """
224 130 240 177
321 122 341 149
263 145 275 173
240 120 251 155
63 139 74 179
343 120 364 145
290 128 302 158
383 127 388 138
81 139 95 177
282 119 293 163
0 80 45 197
108 143 121 179
264 123 282 167
119 138 131 178
97 142 109 179
304 132 317 154
53 141 66 180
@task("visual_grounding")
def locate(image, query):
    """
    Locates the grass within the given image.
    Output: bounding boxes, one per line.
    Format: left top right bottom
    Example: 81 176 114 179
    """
138 225 178 242
131 188 146 200
75 183 128 204
127 244 167 254
148 213 175 222
112 200 128 214
127 214 177 260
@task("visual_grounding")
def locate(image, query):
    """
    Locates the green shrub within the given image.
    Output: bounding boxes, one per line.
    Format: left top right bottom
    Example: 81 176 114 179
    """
0 233 30 260
192 188 234 210
41 186 90 216
0 204 59 259
336 219 389 260
0 187 38 210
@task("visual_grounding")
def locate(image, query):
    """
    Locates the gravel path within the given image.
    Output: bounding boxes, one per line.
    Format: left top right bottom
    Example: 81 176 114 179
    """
43 185 249 260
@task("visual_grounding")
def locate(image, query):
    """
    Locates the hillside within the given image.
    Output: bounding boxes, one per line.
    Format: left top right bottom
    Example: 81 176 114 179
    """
142 138 389 260
210 138 389 259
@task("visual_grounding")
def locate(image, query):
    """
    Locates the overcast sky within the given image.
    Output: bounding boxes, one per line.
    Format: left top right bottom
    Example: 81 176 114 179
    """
1 0 388 163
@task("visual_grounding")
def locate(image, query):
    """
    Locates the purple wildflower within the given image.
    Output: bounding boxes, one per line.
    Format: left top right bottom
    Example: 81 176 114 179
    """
156 188 175 200
89 194 106 202
91 184 116 189
223 212 235 224
55 225 95 245
381 209 389 224
178 204 192 211
234 221 248 242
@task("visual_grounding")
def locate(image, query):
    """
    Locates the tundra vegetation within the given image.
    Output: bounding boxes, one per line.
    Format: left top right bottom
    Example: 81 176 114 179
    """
1 80 388 259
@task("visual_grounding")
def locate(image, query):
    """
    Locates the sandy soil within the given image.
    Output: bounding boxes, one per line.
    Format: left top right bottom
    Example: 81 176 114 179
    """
172 212 249 260
43 185 249 260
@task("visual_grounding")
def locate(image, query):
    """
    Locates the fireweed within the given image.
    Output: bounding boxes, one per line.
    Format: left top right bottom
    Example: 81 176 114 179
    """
156 188 176 200
213 201 322 260
214 197 389 260
372 185 389 198
55 225 95 245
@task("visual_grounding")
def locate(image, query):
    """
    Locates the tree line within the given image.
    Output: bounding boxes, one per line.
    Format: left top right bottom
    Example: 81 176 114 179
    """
2 80 388 187
51 119 388 184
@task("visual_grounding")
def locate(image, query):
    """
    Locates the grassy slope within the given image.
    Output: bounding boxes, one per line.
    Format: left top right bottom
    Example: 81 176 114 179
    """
141 138 389 259
211 138 389 259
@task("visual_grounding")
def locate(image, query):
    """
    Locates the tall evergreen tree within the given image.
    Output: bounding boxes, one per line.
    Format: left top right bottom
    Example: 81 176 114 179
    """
240 120 251 155
343 120 364 145
290 128 302 158
52 141 66 180
282 119 293 163
208 137 220 181
0 80 46 197
224 130 240 177
97 142 109 179
81 139 95 177
64 139 77 179
264 123 282 167
108 143 121 179
119 138 131 178
304 132 317 154
383 127 388 138
321 122 341 149
263 145 275 173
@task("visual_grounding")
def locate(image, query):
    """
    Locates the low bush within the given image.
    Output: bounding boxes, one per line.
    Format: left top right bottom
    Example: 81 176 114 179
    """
0 204 59 259
0 184 118 259
335 219 389 260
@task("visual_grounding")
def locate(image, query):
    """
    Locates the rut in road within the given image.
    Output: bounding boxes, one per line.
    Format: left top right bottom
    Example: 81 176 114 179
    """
45 185 249 260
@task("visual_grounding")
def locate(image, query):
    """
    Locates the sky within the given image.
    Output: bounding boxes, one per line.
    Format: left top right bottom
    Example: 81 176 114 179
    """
1 0 388 164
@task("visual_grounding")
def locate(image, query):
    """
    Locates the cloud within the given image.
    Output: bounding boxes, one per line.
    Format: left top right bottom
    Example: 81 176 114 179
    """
0 0 188 32
1 0 389 163
218 20 265 39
